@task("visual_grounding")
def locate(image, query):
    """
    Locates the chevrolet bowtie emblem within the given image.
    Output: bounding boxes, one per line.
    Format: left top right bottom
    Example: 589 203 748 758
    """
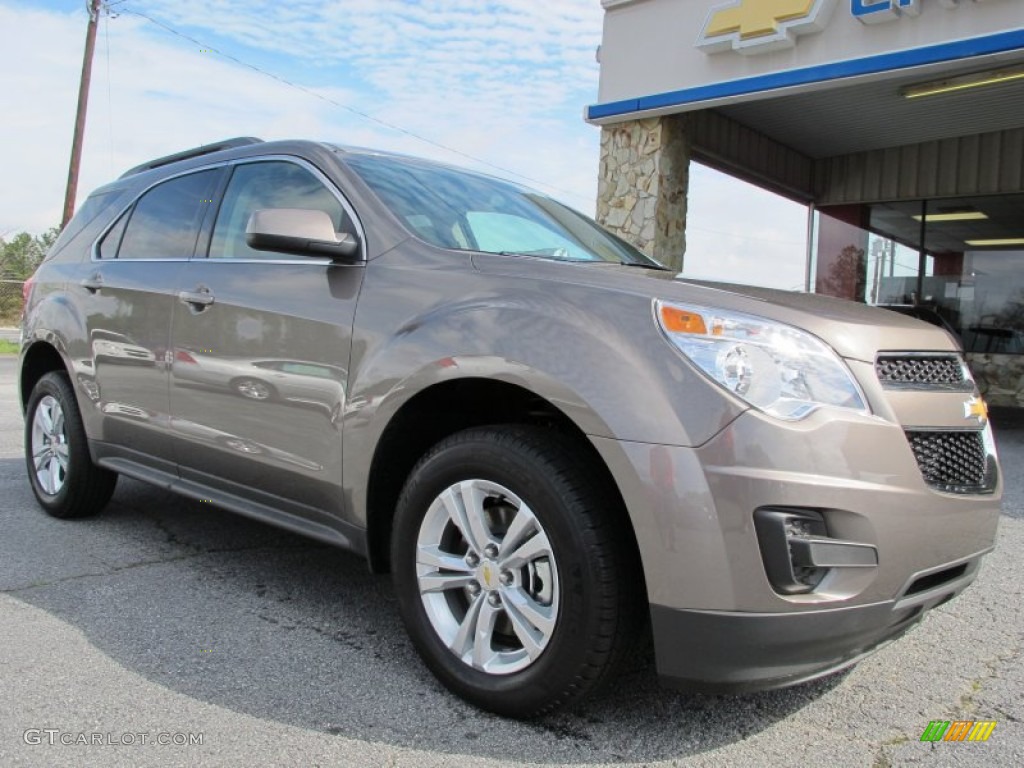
697 0 838 55
964 396 988 425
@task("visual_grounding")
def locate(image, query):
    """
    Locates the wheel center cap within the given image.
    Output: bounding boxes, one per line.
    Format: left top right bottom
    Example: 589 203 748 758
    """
478 562 498 591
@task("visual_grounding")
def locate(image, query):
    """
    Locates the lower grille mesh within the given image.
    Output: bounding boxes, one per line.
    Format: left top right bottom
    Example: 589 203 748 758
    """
906 431 988 491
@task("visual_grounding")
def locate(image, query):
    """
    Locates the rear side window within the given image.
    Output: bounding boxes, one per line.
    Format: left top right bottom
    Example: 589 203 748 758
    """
97 212 128 259
49 189 126 260
100 170 218 260
208 161 352 260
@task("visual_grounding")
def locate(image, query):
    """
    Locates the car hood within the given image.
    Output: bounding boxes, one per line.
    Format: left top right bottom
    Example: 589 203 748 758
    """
471 254 958 363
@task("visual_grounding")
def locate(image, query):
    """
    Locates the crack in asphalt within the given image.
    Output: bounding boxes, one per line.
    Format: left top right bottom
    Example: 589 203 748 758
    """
955 648 1022 719
0 544 296 595
872 733 910 768
864 632 1020 766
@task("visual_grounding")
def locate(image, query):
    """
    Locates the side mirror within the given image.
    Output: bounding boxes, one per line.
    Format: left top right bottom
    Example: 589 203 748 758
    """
245 208 361 262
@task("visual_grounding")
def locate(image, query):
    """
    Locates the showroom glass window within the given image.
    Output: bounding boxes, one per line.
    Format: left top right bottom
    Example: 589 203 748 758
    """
811 195 1024 355
811 194 1024 406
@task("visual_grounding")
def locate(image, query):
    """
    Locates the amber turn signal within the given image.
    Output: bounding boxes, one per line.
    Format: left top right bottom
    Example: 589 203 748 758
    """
659 305 707 335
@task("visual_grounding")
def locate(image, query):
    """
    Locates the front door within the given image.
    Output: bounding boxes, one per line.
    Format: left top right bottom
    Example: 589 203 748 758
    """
169 158 363 521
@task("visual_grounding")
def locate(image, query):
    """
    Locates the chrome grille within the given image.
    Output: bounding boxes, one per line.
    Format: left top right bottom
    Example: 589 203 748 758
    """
906 431 988 492
876 354 966 388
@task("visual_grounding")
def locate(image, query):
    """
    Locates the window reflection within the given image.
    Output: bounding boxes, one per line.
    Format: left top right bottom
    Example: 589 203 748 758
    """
209 161 352 260
813 195 1024 355
344 152 660 267
112 170 218 259
812 194 1024 406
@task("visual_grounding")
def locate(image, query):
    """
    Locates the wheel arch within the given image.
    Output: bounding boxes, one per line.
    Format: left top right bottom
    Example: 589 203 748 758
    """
20 341 70 411
364 377 643 588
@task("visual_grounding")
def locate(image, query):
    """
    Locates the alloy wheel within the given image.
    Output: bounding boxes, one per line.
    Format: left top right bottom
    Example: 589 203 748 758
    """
415 478 559 675
31 395 69 495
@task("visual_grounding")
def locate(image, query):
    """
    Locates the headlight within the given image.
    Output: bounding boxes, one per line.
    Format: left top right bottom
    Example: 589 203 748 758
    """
655 300 868 421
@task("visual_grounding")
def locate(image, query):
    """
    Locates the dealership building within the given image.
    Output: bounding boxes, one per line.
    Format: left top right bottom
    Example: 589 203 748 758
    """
590 0 1024 406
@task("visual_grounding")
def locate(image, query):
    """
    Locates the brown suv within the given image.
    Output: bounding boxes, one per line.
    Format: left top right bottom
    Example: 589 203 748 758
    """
20 138 1001 718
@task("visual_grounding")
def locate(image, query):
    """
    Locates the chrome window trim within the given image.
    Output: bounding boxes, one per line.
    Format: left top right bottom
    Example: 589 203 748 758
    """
90 155 367 265
183 258 338 266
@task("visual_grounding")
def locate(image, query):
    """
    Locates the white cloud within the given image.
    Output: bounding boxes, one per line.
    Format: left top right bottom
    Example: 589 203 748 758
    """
0 3 356 233
0 0 605 231
0 0 809 292
122 0 605 199
684 164 810 291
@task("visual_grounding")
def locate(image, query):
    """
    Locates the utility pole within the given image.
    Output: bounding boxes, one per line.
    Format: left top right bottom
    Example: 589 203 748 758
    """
62 0 103 229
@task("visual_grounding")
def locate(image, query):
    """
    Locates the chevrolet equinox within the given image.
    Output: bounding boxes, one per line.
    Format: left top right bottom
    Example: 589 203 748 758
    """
20 138 1001 717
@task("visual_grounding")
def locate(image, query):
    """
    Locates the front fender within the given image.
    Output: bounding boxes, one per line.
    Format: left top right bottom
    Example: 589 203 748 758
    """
341 250 744 526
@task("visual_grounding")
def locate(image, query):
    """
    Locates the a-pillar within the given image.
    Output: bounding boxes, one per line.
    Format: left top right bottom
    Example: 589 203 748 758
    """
596 116 690 272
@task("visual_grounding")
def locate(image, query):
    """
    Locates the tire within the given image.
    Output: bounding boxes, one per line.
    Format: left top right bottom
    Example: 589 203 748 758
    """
24 372 117 519
231 377 275 401
391 425 643 718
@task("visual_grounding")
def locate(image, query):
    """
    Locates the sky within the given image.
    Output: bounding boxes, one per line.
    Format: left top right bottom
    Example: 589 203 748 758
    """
0 0 808 290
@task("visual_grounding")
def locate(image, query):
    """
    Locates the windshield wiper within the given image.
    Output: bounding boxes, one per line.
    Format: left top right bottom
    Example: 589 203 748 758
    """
498 251 591 263
620 260 672 271
495 251 670 270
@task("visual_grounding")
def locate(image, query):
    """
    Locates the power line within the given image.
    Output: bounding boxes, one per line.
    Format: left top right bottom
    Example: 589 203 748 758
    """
114 4 592 204
107 5 818 253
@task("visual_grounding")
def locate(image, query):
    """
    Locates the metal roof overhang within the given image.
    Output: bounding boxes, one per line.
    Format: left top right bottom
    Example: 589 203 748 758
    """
587 30 1024 161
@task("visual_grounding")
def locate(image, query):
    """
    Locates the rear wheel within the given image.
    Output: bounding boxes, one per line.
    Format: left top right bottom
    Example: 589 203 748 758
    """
392 425 642 718
25 372 117 519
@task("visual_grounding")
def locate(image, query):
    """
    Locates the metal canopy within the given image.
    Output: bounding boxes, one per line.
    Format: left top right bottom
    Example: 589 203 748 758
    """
717 57 1024 160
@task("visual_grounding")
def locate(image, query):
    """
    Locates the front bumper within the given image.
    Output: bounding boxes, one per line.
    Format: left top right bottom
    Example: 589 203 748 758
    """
651 548 986 692
589 403 1001 693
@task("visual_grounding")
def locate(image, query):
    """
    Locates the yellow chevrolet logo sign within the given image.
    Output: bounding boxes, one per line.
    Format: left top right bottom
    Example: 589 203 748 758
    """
698 0 837 55
707 0 817 39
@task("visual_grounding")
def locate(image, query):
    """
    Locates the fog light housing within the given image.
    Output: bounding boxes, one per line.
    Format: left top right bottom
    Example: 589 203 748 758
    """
754 508 878 595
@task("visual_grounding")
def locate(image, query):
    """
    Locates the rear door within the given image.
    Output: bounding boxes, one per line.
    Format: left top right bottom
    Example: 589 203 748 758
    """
169 157 364 521
79 168 221 470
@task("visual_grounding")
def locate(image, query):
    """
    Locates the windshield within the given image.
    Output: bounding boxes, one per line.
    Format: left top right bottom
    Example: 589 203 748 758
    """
343 152 663 267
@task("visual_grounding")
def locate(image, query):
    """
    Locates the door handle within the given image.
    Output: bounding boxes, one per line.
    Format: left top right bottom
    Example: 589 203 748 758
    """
81 274 103 293
178 288 215 310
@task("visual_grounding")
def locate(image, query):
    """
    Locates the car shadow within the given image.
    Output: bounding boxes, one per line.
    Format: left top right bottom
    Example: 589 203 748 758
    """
2 456 851 764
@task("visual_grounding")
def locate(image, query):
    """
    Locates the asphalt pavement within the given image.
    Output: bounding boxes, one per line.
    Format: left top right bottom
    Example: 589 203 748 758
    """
0 354 1020 767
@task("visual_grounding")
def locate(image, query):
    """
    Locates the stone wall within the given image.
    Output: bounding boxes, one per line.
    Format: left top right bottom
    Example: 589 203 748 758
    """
969 353 1024 408
596 116 690 272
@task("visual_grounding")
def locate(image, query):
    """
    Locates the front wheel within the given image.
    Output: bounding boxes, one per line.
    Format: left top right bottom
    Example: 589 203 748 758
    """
392 426 643 718
25 372 117 519
232 377 275 401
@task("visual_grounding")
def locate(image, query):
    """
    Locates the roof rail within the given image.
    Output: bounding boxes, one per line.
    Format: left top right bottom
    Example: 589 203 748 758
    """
119 137 264 178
